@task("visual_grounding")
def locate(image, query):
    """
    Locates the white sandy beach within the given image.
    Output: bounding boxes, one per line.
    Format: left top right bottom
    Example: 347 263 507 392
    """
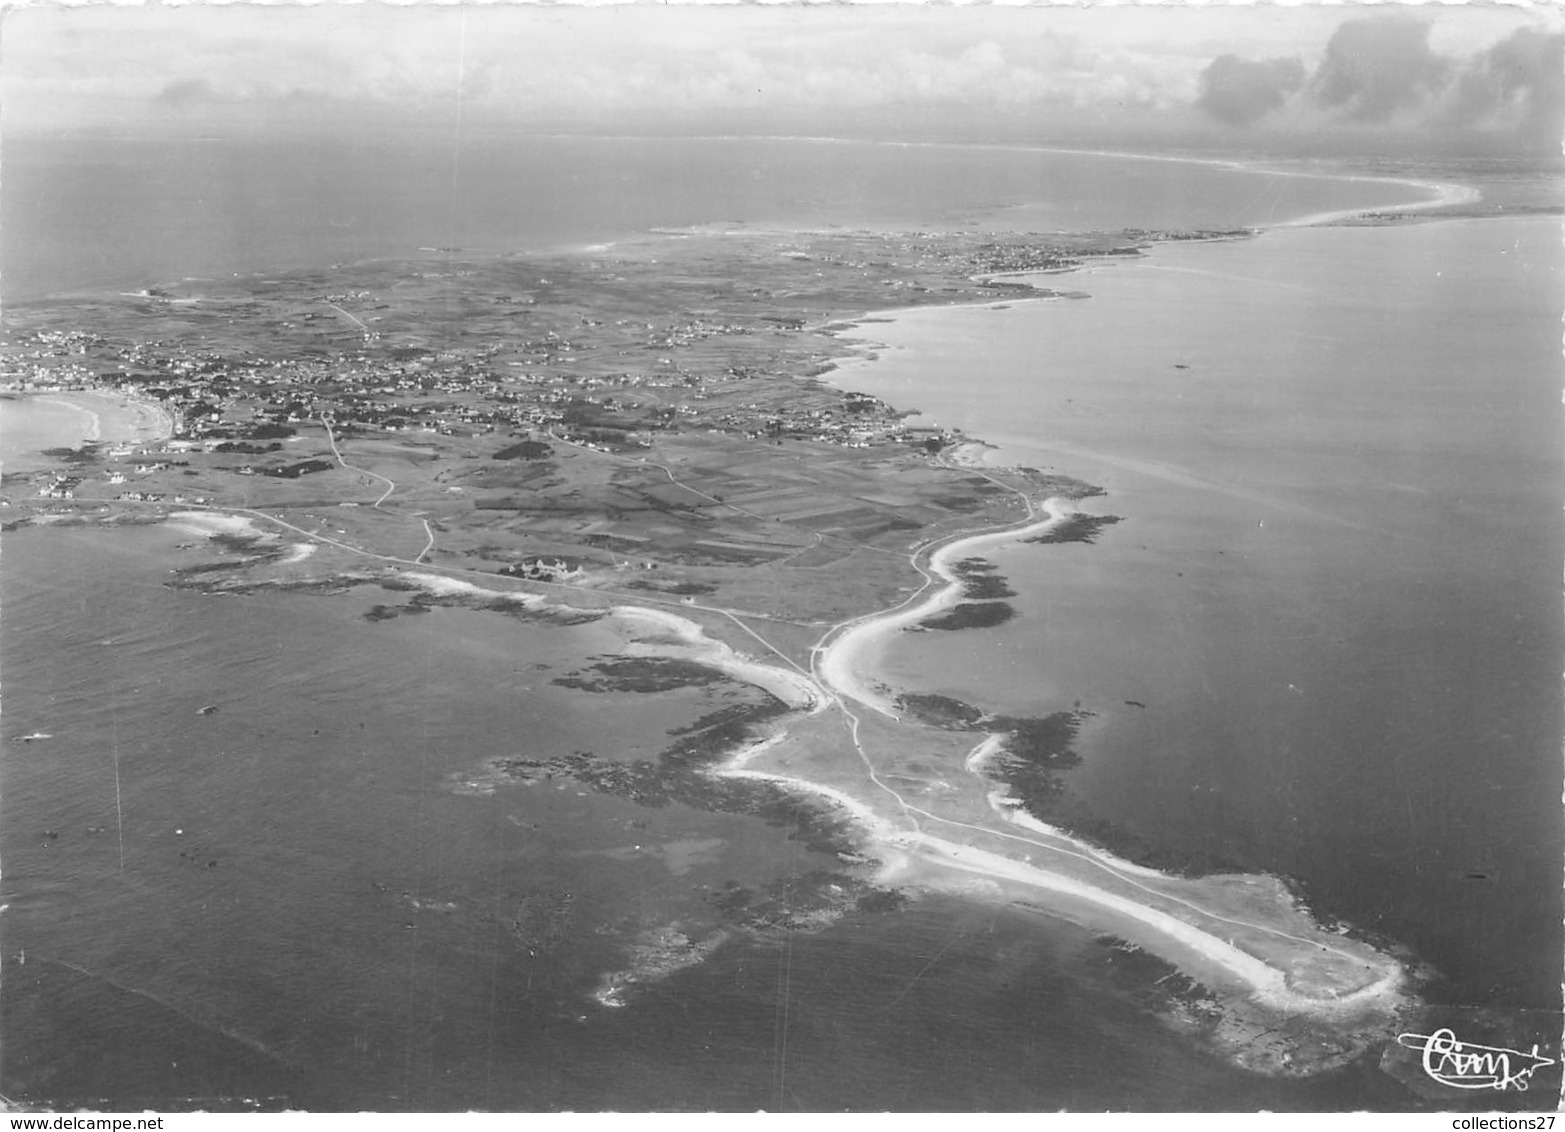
167 511 266 539
815 496 1070 715
36 389 173 447
710 708 1401 1014
611 605 823 711
1282 178 1481 229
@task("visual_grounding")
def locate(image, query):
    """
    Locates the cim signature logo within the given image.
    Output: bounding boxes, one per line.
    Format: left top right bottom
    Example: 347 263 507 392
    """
1397 1028 1557 1092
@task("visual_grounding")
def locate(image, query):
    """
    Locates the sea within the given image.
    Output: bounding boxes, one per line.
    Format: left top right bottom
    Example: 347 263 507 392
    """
2 134 1561 1112
2 133 1455 303
0 398 97 474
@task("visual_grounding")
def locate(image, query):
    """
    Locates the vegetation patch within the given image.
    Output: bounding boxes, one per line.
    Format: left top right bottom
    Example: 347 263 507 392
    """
494 440 553 460
212 441 283 455
40 446 98 466
625 578 718 596
552 657 733 694
895 692 987 729
259 458 336 479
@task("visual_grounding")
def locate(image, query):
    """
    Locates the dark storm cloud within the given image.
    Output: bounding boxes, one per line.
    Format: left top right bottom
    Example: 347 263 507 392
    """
1449 27 1565 146
1309 16 1450 123
1191 14 1563 152
1196 54 1306 127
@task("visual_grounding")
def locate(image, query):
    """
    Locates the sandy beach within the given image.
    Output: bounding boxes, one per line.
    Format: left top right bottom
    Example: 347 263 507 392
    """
610 605 824 712
815 496 1070 715
34 389 173 447
167 511 267 540
1282 177 1482 229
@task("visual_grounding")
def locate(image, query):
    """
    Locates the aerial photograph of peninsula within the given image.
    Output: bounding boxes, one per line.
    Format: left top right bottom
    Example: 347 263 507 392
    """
1 1 1561 1114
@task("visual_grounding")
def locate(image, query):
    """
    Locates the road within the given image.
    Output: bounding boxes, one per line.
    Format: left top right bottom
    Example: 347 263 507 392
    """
321 416 397 507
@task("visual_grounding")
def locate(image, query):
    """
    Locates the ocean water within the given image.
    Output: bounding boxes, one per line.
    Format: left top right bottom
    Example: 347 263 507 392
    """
0 522 1405 1112
0 523 861 1109
3 137 1560 1110
0 397 97 473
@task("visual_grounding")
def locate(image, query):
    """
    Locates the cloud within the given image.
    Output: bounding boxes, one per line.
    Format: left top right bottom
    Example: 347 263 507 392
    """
1196 55 1305 127
1309 16 1450 123
5 4 1558 155
1447 27 1565 146
1190 14 1564 152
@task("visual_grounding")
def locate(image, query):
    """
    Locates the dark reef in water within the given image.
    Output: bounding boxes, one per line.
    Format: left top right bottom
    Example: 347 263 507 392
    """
362 601 431 622
896 692 988 729
490 696 860 857
1021 472 1108 501
1091 934 1215 1013
919 601 1015 631
39 446 99 466
1026 513 1123 545
960 575 1016 601
552 657 734 694
949 557 1017 599
894 693 1086 803
893 688 1245 877
711 871 908 935
505 889 578 956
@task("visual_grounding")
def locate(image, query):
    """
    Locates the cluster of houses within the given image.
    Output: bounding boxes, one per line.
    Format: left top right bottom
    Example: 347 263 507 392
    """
115 491 211 504
36 476 78 500
497 557 586 582
710 390 928 449
6 280 945 504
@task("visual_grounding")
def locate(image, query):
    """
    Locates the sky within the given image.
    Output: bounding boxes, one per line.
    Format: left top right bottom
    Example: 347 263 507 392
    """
3 2 1561 154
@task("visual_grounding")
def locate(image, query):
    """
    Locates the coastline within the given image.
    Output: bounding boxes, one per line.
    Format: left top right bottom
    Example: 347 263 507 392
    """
76 163 1479 1031
814 496 1071 716
612 485 1407 1023
4 152 1484 1066
814 164 1480 394
593 133 1476 224
1280 177 1481 229
679 164 1489 1027
6 95 1559 1112
21 388 173 449
16 196 1434 1013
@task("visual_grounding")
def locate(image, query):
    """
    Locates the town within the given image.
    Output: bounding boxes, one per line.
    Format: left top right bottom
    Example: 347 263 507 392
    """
0 225 1145 618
